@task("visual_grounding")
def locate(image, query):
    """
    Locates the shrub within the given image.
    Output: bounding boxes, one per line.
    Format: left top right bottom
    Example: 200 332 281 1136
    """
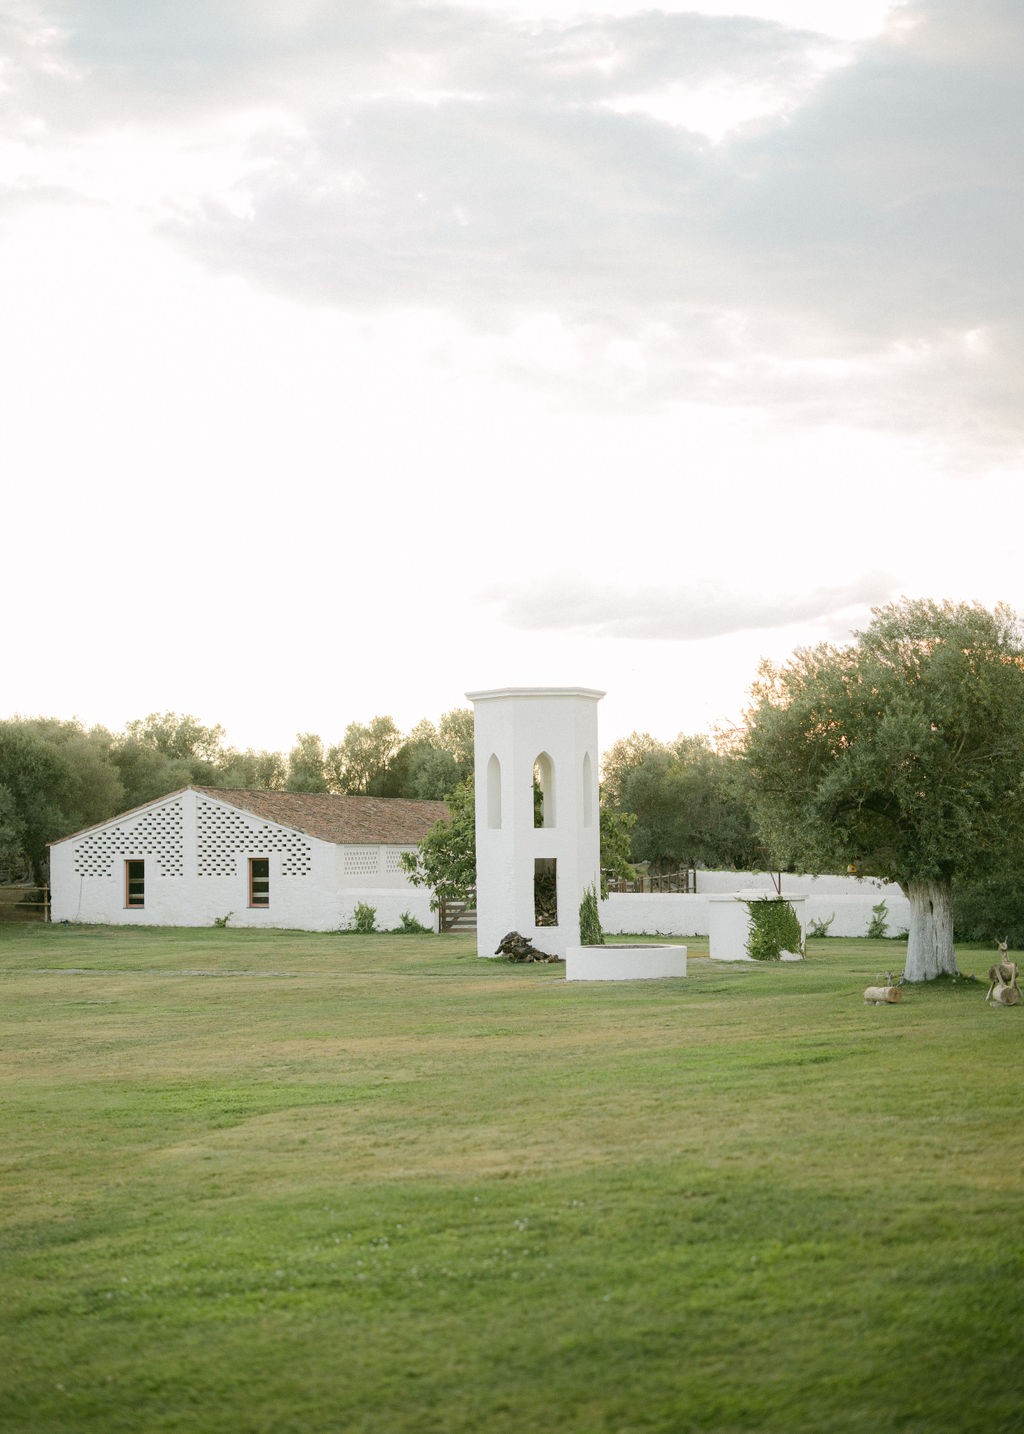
396 910 430 934
745 897 802 961
866 901 888 939
353 902 377 934
953 871 1024 948
213 912 232 928
807 912 835 938
578 883 604 946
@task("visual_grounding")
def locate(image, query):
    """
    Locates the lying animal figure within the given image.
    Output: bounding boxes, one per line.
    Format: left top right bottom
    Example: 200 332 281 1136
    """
863 985 902 1005
494 931 561 963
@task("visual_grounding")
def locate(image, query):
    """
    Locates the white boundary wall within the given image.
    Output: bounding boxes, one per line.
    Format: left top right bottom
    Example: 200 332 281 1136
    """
601 872 910 938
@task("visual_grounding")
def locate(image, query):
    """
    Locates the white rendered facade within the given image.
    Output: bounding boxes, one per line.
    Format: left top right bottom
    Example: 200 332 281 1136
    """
468 686 603 959
49 787 438 931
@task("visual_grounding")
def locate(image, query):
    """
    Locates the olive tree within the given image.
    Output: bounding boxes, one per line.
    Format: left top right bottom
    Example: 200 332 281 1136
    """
741 599 1024 982
0 724 74 883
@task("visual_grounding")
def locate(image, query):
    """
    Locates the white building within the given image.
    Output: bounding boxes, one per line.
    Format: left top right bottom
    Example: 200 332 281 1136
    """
49 787 447 931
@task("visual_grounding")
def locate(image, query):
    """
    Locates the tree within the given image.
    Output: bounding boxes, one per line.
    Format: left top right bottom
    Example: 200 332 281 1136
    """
15 718 124 834
599 805 637 892
325 716 403 794
600 732 662 808
610 734 760 871
953 861 1024 949
111 740 194 810
385 710 475 800
286 733 329 792
437 708 474 774
0 784 27 880
400 778 476 910
215 748 287 790
386 738 463 800
0 723 74 882
113 712 229 806
740 599 1024 982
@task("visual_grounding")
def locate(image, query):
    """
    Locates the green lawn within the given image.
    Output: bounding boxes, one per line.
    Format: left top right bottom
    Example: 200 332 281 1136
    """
1 924 1021 1433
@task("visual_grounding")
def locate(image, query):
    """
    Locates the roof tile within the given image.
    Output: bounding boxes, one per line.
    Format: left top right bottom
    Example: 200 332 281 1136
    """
195 788 449 845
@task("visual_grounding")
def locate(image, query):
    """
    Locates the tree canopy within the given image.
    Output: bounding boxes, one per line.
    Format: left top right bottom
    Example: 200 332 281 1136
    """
399 777 477 911
741 598 1024 980
0 707 479 883
602 731 759 872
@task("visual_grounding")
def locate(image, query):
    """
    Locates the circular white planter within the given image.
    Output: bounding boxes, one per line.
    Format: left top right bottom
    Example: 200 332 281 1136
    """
565 943 687 982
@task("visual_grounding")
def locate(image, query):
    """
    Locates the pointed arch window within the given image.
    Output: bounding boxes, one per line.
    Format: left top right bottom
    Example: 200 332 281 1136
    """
533 752 556 828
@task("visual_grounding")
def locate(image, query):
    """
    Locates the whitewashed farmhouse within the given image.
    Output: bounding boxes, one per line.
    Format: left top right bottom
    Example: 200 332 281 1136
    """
49 787 448 931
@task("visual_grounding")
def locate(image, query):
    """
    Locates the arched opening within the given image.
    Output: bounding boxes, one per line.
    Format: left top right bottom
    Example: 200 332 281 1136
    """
487 752 502 829
533 751 556 828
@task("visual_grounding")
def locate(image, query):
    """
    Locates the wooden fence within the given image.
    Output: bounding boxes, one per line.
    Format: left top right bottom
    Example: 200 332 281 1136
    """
603 868 697 895
0 885 50 921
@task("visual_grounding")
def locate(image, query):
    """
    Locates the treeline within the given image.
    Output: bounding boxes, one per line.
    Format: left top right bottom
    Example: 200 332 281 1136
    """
1 706 761 888
0 710 475 883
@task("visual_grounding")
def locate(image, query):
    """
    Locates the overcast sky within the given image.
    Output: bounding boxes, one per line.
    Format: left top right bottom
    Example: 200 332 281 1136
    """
3 0 1022 758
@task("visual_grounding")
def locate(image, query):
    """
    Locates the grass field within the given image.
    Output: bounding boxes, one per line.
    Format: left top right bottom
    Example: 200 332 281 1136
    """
1 923 1022 1433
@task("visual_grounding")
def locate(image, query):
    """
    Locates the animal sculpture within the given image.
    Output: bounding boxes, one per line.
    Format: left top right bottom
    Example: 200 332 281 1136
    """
986 941 1020 1006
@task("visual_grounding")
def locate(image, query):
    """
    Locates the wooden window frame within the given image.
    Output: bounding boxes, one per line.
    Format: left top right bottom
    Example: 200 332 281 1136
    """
125 859 145 909
249 857 270 908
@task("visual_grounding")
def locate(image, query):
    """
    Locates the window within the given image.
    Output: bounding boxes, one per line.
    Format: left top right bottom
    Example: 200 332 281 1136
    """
125 859 145 908
249 858 270 907
533 752 556 828
534 857 558 926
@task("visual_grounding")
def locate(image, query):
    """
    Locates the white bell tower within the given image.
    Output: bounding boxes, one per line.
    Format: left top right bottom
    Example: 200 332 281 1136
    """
467 686 604 958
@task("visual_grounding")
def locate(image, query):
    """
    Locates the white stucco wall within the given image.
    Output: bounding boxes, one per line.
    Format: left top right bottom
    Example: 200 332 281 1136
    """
49 788 436 932
601 874 910 938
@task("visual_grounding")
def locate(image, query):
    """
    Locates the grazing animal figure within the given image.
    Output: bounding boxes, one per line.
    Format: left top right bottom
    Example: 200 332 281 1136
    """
986 941 1020 1006
864 985 902 1005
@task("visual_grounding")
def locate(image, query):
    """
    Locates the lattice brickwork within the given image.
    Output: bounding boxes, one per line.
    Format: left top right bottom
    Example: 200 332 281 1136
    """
196 798 312 877
384 848 412 874
73 799 185 878
344 848 380 877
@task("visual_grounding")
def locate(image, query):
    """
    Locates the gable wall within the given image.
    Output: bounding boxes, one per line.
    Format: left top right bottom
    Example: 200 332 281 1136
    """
50 790 435 931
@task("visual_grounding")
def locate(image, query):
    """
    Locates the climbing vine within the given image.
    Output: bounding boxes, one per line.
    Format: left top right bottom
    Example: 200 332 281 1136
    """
744 897 802 962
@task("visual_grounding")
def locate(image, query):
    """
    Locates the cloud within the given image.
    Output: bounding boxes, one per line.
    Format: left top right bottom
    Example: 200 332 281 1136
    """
482 571 899 641
9 1 1024 460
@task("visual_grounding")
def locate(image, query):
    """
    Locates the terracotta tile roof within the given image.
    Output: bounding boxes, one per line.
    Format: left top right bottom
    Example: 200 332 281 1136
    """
196 788 449 845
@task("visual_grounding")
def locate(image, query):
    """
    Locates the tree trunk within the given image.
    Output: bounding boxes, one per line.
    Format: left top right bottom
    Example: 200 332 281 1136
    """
902 879 958 981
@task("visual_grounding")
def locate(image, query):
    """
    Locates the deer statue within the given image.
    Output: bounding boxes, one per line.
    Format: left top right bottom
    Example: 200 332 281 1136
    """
986 941 1020 1006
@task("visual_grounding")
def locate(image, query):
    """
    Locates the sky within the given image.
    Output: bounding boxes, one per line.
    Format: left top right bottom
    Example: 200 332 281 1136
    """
3 0 1023 760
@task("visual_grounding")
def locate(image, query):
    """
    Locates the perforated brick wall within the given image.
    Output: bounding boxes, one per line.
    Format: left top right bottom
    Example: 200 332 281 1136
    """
343 848 380 876
73 799 185 878
196 797 313 877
